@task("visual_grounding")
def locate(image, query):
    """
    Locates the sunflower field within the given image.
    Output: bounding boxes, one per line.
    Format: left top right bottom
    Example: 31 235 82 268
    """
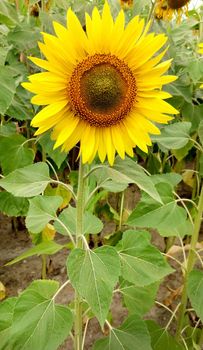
0 0 203 349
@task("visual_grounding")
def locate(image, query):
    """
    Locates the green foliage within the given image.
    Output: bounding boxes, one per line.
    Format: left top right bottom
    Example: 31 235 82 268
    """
188 270 203 323
0 66 16 115
6 241 64 266
0 297 17 349
93 314 152 350
26 195 63 233
146 320 184 350
4 280 73 350
120 281 159 316
54 205 103 236
94 157 162 202
0 162 50 197
67 246 120 326
0 134 34 175
117 230 173 286
127 182 192 237
39 133 67 169
152 122 191 150
0 192 28 216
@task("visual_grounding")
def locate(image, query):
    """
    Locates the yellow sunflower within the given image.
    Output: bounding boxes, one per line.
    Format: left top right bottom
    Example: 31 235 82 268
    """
22 2 178 165
198 43 203 88
155 0 190 23
119 0 133 9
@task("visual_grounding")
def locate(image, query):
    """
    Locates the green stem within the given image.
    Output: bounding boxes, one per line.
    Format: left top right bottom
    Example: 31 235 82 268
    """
118 191 125 231
41 254 47 279
74 158 85 350
176 185 203 339
147 0 155 23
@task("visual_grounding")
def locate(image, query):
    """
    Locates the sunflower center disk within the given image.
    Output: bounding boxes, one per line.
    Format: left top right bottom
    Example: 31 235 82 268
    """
167 0 189 9
69 54 137 127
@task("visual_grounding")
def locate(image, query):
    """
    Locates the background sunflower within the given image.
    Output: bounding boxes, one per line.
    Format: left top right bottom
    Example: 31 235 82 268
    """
155 0 191 22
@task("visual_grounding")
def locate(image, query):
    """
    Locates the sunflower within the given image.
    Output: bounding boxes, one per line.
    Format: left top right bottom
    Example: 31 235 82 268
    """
198 43 203 88
22 2 177 165
155 0 190 23
120 0 133 9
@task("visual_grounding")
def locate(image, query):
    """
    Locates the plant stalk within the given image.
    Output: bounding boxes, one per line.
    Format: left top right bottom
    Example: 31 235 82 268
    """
74 158 85 350
176 185 203 339
41 254 47 279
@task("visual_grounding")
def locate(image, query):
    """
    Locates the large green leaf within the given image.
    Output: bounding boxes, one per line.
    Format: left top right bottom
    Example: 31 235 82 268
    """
127 183 192 237
0 66 16 114
188 270 203 322
6 241 64 266
151 173 182 187
0 0 18 26
120 281 158 316
7 86 34 121
0 297 17 349
93 314 152 350
9 280 73 350
39 133 67 169
67 246 120 326
118 230 173 286
0 192 28 216
26 195 63 233
152 122 191 150
0 162 50 197
96 157 162 203
0 134 34 175
146 320 184 350
54 205 103 236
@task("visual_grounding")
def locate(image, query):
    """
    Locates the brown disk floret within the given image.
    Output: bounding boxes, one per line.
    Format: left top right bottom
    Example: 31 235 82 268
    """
69 54 137 127
167 0 189 9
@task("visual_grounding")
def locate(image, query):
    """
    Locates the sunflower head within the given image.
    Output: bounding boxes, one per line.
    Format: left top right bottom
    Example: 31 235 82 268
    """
22 2 178 165
119 0 133 9
155 0 190 23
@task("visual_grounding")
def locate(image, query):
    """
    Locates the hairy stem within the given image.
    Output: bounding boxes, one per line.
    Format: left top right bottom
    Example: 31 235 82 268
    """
74 158 85 350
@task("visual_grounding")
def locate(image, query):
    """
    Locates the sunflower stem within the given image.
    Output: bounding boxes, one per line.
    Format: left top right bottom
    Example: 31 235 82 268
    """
176 185 203 340
74 157 85 350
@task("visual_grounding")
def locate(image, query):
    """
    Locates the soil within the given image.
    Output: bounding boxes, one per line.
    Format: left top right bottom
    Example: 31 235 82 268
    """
0 186 201 349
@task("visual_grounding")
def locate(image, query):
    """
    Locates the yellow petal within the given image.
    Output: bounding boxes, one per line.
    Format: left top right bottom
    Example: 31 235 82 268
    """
111 125 125 159
97 128 107 162
53 114 80 149
104 127 115 166
81 124 96 163
31 101 67 126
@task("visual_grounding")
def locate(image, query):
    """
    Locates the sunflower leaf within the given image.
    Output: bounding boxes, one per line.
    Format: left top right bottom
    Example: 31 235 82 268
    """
0 297 17 349
117 230 173 286
96 157 162 203
54 205 103 236
0 162 50 197
6 241 64 266
8 280 73 350
146 320 185 350
151 122 191 150
93 314 152 350
187 270 203 323
127 183 192 237
0 192 29 216
26 195 63 233
67 246 120 326
120 281 159 316
0 134 35 175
